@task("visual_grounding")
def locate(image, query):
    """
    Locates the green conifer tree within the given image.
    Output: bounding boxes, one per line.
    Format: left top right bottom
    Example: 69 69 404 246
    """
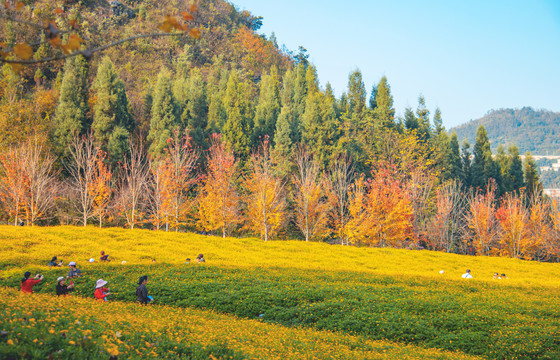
92 56 133 163
223 71 253 161
53 55 89 156
372 76 395 130
148 67 178 158
253 67 281 143
416 95 431 140
524 152 540 197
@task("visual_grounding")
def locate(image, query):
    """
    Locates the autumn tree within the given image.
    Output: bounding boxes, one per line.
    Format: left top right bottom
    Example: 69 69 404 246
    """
0 146 26 225
426 180 465 252
525 191 551 261
326 154 354 245
117 140 150 229
150 131 198 231
464 181 499 255
245 137 286 241
21 138 59 225
292 146 329 242
197 134 241 238
89 149 113 228
66 133 98 226
347 163 413 247
496 192 528 258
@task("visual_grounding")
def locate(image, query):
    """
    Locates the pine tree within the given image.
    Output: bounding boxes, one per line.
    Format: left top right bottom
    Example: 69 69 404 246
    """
223 71 253 161
148 68 178 158
496 144 512 193
253 67 281 143
404 107 418 131
444 132 463 181
524 152 540 197
433 107 444 135
53 56 89 156
508 145 524 192
372 76 395 130
461 140 472 188
416 95 431 140
174 68 207 149
273 68 296 176
471 125 498 190
206 67 229 133
92 56 133 163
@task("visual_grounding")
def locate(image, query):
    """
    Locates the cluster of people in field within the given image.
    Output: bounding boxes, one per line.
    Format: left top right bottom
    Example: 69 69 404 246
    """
20 252 207 304
459 269 508 279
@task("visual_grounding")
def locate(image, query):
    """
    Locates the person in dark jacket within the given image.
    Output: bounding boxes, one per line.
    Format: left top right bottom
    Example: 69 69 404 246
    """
48 256 63 268
56 276 74 296
136 275 151 304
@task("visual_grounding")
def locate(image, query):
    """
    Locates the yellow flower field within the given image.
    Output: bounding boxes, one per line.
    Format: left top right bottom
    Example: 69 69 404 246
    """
0 225 558 288
0 287 479 359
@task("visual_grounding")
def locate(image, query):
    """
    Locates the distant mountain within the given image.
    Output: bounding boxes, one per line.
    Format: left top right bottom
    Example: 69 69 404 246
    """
451 107 560 154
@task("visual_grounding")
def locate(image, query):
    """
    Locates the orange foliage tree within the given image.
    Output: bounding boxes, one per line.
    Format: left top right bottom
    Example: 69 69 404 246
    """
0 146 26 225
347 163 413 247
149 131 199 231
244 137 286 241
89 149 113 228
197 134 240 238
525 192 552 261
463 181 499 255
292 146 329 242
496 192 528 258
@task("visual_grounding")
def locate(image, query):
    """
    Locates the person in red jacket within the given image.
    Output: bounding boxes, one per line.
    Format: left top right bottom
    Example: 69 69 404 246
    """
94 279 111 301
21 272 43 293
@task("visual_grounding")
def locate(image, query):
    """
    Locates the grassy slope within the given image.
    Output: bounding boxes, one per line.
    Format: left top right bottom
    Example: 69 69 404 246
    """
1 226 559 359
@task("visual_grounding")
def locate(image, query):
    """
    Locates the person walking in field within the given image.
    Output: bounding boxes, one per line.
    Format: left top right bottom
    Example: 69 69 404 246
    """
56 276 74 296
67 261 82 278
21 272 43 293
136 275 152 304
462 269 473 279
94 279 111 301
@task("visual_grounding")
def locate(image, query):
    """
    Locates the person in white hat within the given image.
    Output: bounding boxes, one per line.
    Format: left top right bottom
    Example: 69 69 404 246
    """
56 276 74 296
94 279 111 301
67 261 82 278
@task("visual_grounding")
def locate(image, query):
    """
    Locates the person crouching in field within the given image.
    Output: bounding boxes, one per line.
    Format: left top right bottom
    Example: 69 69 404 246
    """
462 269 473 279
100 251 110 262
21 272 43 293
56 276 74 296
48 256 63 268
94 279 111 301
136 275 152 305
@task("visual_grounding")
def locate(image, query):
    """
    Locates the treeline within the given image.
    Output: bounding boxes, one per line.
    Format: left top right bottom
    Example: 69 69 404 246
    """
1 0 557 261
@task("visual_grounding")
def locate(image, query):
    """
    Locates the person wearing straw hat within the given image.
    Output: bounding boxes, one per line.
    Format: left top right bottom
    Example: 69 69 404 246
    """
56 276 74 296
94 279 111 301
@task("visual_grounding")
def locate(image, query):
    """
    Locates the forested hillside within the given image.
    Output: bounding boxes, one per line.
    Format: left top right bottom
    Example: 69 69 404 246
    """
452 107 560 154
2 0 557 261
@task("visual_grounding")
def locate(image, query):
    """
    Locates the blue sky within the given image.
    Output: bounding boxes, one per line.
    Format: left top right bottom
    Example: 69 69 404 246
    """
233 0 560 128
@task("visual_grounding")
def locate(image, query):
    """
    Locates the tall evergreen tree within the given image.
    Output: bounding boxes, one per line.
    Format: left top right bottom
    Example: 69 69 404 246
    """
273 68 296 176
253 67 281 143
471 125 499 190
174 68 208 149
148 67 178 158
206 66 229 134
508 145 524 192
461 140 472 188
372 76 395 130
53 55 89 156
444 132 463 181
223 71 253 161
524 152 540 197
495 144 511 193
92 56 133 163
416 95 431 140
433 107 444 135
404 107 418 131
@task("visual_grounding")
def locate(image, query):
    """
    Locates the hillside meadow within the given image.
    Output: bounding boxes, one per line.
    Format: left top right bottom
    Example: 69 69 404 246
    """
1 226 559 359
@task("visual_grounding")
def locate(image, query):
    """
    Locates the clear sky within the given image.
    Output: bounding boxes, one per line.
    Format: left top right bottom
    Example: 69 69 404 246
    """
232 0 560 128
